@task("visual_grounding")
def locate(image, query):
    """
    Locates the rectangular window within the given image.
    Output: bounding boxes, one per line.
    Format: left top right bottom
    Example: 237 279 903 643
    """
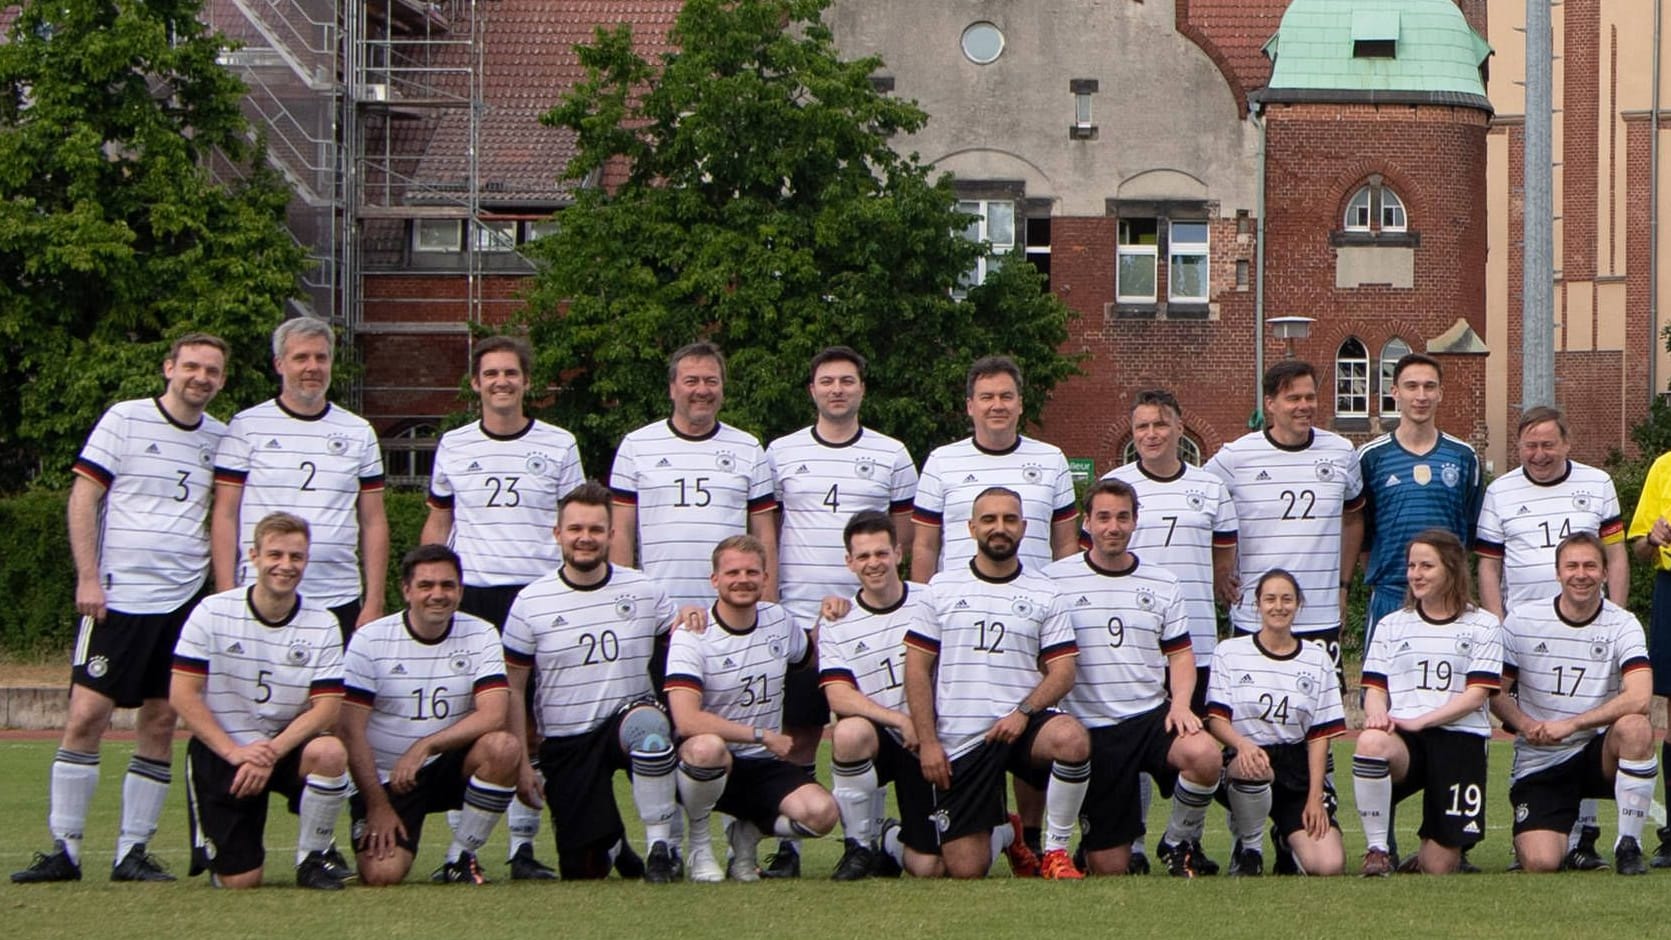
413 219 461 253
1075 93 1092 127
1117 218 1158 303
954 199 1016 297
1336 360 1369 417
524 219 560 241
1167 220 1209 303
1025 216 1051 290
475 220 517 252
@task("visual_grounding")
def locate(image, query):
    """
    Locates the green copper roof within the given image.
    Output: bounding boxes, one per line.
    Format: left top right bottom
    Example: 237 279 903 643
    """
1260 0 1491 108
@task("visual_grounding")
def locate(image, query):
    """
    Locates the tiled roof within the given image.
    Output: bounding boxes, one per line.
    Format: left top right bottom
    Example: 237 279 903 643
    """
1176 0 1290 113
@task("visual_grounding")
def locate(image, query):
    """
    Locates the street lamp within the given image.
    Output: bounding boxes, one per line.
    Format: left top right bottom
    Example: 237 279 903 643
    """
1266 316 1315 359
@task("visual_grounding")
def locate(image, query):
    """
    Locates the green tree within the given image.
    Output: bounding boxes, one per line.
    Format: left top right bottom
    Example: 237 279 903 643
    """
0 0 306 491
521 0 1078 473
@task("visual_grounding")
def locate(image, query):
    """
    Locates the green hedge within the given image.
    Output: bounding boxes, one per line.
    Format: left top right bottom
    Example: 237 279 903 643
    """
1 488 431 658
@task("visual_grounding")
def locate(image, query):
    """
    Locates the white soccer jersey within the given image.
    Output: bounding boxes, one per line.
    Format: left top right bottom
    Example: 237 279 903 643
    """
904 564 1078 759
72 397 226 613
1360 605 1503 737
769 426 917 623
1204 429 1364 636
1476 461 1624 614
172 587 344 745
913 436 1077 575
1205 634 1345 747
610 419 776 607
1501 598 1650 781
427 418 584 587
341 611 507 781
502 564 676 739
1103 460 1238 657
664 603 809 758
817 582 929 718
215 400 384 607
1046 553 1192 728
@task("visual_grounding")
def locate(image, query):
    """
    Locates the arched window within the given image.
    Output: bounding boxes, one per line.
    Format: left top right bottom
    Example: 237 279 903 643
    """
1343 181 1408 233
1120 435 1204 467
1379 338 1412 415
1335 338 1369 417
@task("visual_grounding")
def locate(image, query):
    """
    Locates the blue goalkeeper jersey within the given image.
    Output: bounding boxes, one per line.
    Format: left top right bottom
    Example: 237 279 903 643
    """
1356 431 1482 590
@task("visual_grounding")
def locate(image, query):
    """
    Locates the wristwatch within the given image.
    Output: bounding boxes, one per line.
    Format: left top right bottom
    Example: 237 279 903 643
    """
1017 701 1037 717
752 727 765 744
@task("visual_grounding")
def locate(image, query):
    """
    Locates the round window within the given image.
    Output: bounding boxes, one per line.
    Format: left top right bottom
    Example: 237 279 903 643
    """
961 22 1004 64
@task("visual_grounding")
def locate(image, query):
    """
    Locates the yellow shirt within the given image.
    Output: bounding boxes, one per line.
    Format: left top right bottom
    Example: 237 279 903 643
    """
1627 451 1671 571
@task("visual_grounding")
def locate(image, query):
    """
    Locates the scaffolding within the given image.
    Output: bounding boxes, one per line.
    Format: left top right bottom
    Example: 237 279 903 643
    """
207 0 488 411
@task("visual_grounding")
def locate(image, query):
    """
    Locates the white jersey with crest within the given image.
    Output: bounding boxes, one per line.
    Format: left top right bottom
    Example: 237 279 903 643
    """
1501 598 1650 781
1045 553 1192 728
768 426 917 623
913 437 1077 575
73 397 226 613
502 564 676 739
1475 461 1624 615
1205 634 1345 746
610 419 776 607
664 602 809 758
904 563 1078 759
214 400 384 608
427 418 584 587
341 611 508 781
171 587 344 745
818 582 929 718
1359 605 1503 737
1103 460 1238 657
1204 429 1363 636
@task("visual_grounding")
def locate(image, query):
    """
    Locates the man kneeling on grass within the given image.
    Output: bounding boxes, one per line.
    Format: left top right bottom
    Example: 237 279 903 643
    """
339 544 521 885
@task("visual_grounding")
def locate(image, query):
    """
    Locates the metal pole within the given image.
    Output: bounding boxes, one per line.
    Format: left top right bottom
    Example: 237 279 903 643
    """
1522 0 1556 408
1651 0 1663 402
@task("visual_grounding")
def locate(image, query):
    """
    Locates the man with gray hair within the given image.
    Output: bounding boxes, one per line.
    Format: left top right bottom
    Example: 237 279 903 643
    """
212 317 389 641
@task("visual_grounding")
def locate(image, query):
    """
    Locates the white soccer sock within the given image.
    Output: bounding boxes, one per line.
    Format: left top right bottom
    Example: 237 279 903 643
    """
831 758 880 844
1162 774 1217 846
990 820 1016 859
631 745 679 849
1132 773 1153 855
295 772 349 864
1044 760 1092 852
505 796 541 860
883 823 906 867
773 815 817 839
48 749 99 865
454 776 516 859
1227 780 1271 855
676 762 728 850
1352 755 1393 852
1616 757 1659 846
1571 800 1601 848
116 754 171 861
869 789 888 838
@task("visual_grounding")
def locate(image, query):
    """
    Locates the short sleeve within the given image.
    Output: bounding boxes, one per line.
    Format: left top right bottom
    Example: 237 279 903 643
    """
341 633 378 706
663 630 705 692
912 452 946 525
1212 477 1239 544
888 445 919 511
1465 623 1504 689
357 423 385 490
555 436 586 500
1038 591 1078 663
427 434 456 507
1475 486 1505 555
501 597 536 665
214 415 253 484
609 437 639 504
747 442 776 511
172 605 214 672
72 406 127 487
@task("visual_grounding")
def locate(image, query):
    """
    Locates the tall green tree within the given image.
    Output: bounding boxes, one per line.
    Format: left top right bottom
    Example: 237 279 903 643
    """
521 0 1078 473
0 0 306 490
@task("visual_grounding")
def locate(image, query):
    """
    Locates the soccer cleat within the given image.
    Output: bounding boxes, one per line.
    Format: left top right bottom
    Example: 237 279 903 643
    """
831 838 876 881
613 840 645 879
1457 848 1481 874
1563 825 1607 871
728 819 763 882
1158 840 1196 878
760 840 800 879
508 843 557 881
111 844 175 882
1002 813 1040 878
871 819 904 878
685 844 724 883
1228 847 1263 877
321 842 355 882
1615 836 1649 876
643 841 677 884
1652 827 1671 868
1270 827 1299 876
1125 851 1149 874
296 850 349 890
1187 840 1220 876
1038 848 1085 880
1395 852 1420 875
435 852 491 885
11 842 81 883
1361 848 1394 878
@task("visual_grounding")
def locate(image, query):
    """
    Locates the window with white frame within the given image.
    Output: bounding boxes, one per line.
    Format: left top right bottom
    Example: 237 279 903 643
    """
1378 337 1412 415
475 220 517 252
414 219 462 253
955 199 1016 296
1121 434 1204 467
1344 182 1408 233
1168 220 1209 303
1335 338 1369 417
1117 218 1159 303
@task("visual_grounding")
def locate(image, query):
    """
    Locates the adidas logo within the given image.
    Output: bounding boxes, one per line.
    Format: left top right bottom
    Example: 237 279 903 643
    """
656 458 673 468
1516 505 1532 515
145 443 161 455
854 641 871 653
1075 596 1091 607
1534 642 1549 653
1385 474 1399 486
796 465 810 474
954 600 970 610
467 461 482 471
266 439 282 449
1255 471 1271 481
963 474 979 483
1399 641 1411 651
1238 673 1254 684
1463 821 1480 834
391 663 407 675
554 616 568 626
722 657 738 668
228 642 245 654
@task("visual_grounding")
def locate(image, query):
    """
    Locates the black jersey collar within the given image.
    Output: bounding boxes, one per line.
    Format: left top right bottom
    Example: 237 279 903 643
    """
152 396 204 432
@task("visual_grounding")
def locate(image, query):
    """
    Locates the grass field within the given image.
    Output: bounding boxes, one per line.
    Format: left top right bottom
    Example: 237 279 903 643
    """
2 736 1666 939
